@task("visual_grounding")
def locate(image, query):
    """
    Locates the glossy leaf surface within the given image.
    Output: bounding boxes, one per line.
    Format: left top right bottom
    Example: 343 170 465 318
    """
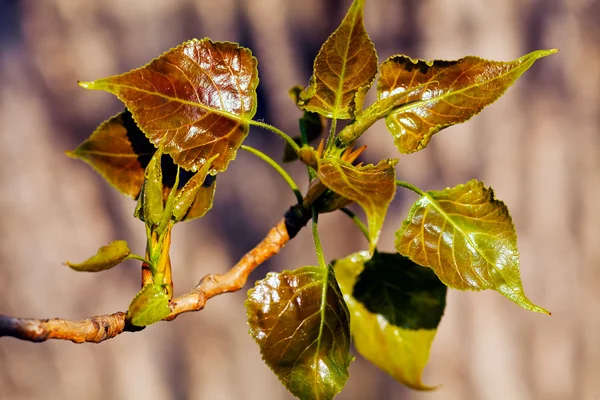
395 179 549 314
66 111 152 198
318 158 397 254
246 266 352 400
334 251 445 389
298 0 378 119
80 38 259 172
128 284 170 327
378 49 557 153
66 240 130 272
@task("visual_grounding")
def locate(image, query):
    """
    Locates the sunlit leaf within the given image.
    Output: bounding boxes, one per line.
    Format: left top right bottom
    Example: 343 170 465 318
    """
298 0 378 119
66 110 153 198
378 49 557 153
395 179 549 314
140 152 164 227
128 284 170 327
66 240 131 272
183 175 216 221
318 158 396 254
79 38 259 172
246 266 353 400
172 155 216 221
333 251 445 390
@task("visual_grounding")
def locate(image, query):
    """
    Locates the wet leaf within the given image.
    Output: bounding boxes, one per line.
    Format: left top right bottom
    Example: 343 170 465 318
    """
378 49 557 153
66 240 131 272
128 284 170 327
172 155 216 221
334 251 445 389
395 179 549 314
246 266 353 400
79 38 259 172
318 158 397 254
66 110 153 198
298 0 378 119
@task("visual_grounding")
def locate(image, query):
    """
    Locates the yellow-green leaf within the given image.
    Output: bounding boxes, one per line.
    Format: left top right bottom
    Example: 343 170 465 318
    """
140 152 164 227
246 266 353 400
172 155 216 221
318 158 397 254
395 179 549 314
128 284 170 327
66 110 153 199
378 49 557 153
298 0 378 119
66 240 130 272
333 251 446 390
79 38 259 172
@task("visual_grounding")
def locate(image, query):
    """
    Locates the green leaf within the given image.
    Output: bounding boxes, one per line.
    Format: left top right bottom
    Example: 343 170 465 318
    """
246 266 353 400
128 284 170 327
79 38 259 172
318 158 397 254
298 0 378 119
378 49 557 153
140 152 164 227
395 179 549 314
66 110 153 199
66 240 131 272
333 251 444 390
183 174 216 221
172 155 216 221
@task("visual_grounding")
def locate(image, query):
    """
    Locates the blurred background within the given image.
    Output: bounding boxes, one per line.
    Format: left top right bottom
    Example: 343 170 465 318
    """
0 0 598 399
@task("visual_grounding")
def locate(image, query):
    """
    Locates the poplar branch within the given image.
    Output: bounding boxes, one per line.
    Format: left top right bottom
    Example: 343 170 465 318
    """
0 206 311 344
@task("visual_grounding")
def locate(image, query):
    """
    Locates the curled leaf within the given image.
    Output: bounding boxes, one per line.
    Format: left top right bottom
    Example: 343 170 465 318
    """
246 266 353 400
172 155 217 221
66 240 131 272
140 152 164 227
395 179 549 314
128 284 170 327
79 38 259 172
333 251 445 389
378 49 557 153
318 158 397 254
298 0 378 119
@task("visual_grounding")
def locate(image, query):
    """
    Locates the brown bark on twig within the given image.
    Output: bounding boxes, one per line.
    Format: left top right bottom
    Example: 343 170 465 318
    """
0 214 305 344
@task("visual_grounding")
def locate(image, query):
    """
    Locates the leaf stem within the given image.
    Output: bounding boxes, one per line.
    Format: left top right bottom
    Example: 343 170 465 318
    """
311 209 327 269
340 208 370 242
127 254 153 266
241 145 303 204
396 180 425 196
249 120 300 154
325 118 338 152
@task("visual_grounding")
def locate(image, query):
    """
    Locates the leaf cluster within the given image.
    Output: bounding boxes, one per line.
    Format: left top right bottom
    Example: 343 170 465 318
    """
64 0 555 398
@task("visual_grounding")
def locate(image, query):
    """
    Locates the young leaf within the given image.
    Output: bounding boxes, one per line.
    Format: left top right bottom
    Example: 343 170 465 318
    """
246 266 353 400
183 175 216 221
79 38 259 173
141 152 164 227
66 240 131 272
172 155 216 221
298 0 378 119
318 158 396 254
333 251 445 390
128 284 170 327
66 110 153 198
378 49 557 154
395 179 549 314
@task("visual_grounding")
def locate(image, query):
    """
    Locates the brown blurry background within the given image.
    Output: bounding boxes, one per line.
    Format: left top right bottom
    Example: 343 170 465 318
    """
0 0 598 399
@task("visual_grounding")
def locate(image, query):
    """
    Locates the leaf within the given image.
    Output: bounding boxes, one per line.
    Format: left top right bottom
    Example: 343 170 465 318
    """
183 174 216 221
79 38 259 172
172 155 216 221
128 284 170 327
298 0 378 119
140 152 164 227
333 251 445 390
378 49 557 153
395 179 549 314
66 240 131 272
318 158 397 254
246 266 353 400
66 110 153 198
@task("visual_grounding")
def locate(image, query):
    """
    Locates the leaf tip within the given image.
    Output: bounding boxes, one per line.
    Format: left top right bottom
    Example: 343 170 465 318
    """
77 80 94 89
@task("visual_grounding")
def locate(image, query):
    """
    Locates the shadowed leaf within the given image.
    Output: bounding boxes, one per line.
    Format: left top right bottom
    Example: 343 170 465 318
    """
128 284 170 327
334 251 445 390
66 240 131 272
318 158 397 254
298 0 378 119
378 49 557 153
395 179 549 314
246 266 353 400
79 38 259 172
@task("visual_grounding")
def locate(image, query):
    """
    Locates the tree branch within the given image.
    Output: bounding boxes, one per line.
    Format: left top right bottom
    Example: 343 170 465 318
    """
0 206 311 344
